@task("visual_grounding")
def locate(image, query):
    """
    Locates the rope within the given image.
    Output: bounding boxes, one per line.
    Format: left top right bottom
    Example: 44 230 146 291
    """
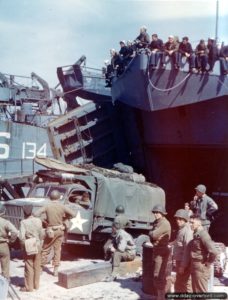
147 68 191 92
62 86 83 96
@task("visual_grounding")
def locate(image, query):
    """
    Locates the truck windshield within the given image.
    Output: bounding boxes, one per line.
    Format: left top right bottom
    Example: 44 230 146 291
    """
30 186 66 199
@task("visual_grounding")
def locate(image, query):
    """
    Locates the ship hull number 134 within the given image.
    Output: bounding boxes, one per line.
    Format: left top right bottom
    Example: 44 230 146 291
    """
0 132 47 159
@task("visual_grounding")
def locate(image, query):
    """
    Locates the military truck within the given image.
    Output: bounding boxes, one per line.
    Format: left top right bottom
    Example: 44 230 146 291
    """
2 157 165 250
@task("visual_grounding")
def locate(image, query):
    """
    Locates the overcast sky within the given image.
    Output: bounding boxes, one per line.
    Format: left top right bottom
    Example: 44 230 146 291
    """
0 0 227 87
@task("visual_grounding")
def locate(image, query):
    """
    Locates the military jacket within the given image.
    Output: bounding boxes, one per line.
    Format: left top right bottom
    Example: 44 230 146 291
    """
114 229 136 256
149 217 171 248
173 223 193 266
0 217 18 243
183 227 218 268
34 200 75 226
190 195 218 225
19 216 44 247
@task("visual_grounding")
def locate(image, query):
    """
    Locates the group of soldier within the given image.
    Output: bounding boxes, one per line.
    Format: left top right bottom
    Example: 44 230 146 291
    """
104 25 228 86
102 183 219 300
0 182 220 298
0 189 76 292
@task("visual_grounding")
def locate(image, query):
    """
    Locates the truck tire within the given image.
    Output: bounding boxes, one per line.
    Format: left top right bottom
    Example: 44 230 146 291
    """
134 234 150 257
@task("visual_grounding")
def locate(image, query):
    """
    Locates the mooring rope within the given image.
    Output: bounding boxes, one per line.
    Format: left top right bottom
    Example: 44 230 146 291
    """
147 68 191 92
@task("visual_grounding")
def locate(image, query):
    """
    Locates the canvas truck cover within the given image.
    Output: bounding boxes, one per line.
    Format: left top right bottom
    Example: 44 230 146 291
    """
92 172 165 223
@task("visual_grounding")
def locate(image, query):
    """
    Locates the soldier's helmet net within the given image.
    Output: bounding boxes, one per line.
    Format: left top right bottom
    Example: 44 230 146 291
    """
50 190 61 200
115 205 125 214
174 209 189 222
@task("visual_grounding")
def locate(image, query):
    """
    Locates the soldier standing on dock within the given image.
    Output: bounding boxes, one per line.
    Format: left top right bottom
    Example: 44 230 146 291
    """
182 214 218 293
149 205 171 300
190 184 218 231
34 190 75 276
173 209 193 293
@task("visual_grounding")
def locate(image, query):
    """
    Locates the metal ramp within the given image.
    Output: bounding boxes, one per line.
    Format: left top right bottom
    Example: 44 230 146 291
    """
47 101 128 167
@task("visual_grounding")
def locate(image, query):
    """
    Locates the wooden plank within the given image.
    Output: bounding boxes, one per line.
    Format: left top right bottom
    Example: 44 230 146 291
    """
58 261 112 289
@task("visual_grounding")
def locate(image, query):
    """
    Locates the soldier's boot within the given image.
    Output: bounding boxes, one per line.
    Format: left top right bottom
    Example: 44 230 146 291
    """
157 289 165 300
103 266 119 282
53 266 58 277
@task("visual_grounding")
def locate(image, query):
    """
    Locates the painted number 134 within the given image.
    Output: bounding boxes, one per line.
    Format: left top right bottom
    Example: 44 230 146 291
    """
22 142 47 159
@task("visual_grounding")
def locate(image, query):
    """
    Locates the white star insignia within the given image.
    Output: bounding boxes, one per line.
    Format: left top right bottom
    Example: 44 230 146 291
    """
70 211 88 232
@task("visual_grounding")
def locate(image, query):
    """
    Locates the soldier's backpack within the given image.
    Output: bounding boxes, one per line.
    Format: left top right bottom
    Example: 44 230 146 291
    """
24 237 38 255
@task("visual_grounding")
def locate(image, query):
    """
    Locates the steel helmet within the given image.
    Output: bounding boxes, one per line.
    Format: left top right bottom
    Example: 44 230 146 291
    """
0 203 6 216
50 190 61 200
152 205 167 215
195 184 206 194
115 205 125 214
174 209 189 222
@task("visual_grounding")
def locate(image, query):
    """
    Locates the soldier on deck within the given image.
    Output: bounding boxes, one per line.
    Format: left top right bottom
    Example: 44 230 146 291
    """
134 26 150 50
19 205 44 292
149 205 171 300
104 221 136 281
173 209 193 293
190 184 218 231
34 190 75 276
0 203 18 280
182 214 218 293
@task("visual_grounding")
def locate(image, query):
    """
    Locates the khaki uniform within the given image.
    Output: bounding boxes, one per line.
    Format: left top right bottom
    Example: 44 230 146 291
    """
19 216 44 291
0 217 18 279
104 214 131 260
149 217 171 292
35 201 75 267
111 229 136 274
183 227 218 293
173 223 193 293
190 195 218 230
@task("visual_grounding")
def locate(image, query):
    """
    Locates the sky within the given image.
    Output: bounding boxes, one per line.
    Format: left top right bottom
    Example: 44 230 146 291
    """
0 0 227 88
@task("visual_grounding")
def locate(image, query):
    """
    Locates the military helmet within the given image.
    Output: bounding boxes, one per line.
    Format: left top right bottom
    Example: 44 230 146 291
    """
174 209 189 222
152 204 167 215
195 184 206 194
50 190 61 200
115 205 125 214
0 203 6 216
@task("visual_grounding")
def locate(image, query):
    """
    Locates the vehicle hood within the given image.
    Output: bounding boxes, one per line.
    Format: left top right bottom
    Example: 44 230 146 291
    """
3 197 50 206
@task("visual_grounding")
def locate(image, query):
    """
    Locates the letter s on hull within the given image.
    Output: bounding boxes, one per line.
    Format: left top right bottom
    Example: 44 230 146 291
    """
0 132 10 159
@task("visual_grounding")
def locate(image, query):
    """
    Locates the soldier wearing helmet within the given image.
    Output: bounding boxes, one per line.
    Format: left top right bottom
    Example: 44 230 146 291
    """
104 205 131 261
173 209 193 294
114 205 131 229
104 221 136 281
190 184 218 231
0 203 18 279
34 189 75 276
149 204 171 300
